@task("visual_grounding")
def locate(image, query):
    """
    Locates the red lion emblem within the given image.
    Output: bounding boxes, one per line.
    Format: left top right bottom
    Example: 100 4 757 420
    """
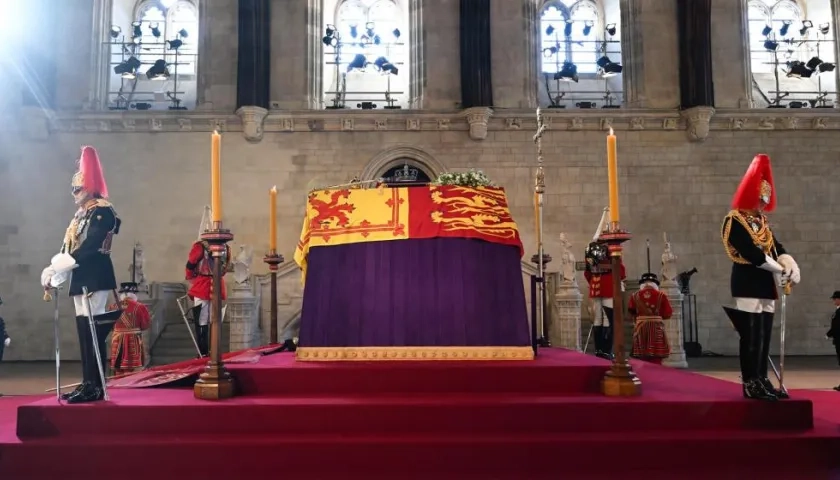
308 189 356 230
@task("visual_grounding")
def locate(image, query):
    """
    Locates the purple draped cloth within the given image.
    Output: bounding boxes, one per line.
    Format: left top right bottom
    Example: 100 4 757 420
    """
298 237 530 348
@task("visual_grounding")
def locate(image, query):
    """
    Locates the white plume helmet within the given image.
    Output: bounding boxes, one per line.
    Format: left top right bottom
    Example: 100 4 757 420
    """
592 207 609 242
197 205 212 240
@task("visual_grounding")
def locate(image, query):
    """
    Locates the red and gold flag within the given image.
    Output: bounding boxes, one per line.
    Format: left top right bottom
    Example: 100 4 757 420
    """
294 185 523 282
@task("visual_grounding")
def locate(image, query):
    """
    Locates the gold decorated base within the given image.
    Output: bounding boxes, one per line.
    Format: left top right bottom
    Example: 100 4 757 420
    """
601 364 642 397
296 346 535 362
193 365 236 400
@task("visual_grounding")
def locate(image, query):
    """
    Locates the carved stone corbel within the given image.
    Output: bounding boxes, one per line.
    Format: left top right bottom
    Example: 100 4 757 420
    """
679 106 715 142
462 107 494 140
236 106 269 143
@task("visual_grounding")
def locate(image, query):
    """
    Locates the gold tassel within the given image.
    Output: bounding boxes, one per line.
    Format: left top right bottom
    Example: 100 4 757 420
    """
43 290 52 302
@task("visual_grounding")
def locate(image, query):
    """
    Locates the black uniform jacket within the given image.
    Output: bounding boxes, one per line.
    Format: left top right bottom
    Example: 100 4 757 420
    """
63 200 121 296
827 309 840 346
722 210 786 300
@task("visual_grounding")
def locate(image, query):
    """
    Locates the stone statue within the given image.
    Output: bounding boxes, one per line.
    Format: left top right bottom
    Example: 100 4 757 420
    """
661 232 678 284
128 242 146 287
558 233 576 284
233 245 253 286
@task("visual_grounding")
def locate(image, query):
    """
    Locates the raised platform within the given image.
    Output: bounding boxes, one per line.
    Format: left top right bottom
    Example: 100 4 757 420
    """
2 348 840 479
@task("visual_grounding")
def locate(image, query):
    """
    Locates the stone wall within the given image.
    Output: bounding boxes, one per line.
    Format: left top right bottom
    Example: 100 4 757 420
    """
0 0 839 360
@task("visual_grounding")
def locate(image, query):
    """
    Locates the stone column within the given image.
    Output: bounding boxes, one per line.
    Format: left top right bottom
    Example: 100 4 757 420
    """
660 279 688 368
553 281 583 351
710 0 753 108
226 281 261 351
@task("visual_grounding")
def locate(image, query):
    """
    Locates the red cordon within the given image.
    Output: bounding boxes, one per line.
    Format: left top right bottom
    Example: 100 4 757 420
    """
407 185 524 256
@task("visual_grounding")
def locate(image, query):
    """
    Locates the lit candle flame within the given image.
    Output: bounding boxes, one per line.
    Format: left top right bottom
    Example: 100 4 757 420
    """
609 127 614 136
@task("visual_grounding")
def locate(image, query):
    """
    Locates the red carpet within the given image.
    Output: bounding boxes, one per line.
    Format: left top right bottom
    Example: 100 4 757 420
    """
2 348 840 479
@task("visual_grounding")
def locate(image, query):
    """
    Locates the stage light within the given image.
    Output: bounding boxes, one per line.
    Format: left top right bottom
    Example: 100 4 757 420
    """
323 25 338 46
132 21 142 38
583 21 593 36
150 22 161 38
178 28 189 38
365 22 375 38
542 46 559 57
350 25 358 38
358 102 377 110
779 20 792 37
576 102 595 109
373 34 381 45
374 56 398 75
132 102 152 110
114 56 141 79
596 56 622 77
819 62 836 73
546 25 555 36
167 39 183 50
393 28 401 39
819 23 830 35
799 20 812 36
326 25 335 37
786 60 812 78
763 39 779 51
347 54 368 72
761 25 772 36
563 21 572 37
806 56 823 70
606 24 616 36
146 59 170 80
554 61 578 82
788 101 806 108
110 25 121 39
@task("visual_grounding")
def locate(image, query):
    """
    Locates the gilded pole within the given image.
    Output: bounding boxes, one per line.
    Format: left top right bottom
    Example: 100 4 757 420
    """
532 109 551 348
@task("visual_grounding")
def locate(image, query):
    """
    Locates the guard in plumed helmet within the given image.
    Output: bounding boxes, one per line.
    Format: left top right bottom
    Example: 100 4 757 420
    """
584 207 626 360
185 206 231 356
722 154 801 401
109 282 151 376
40 146 121 403
629 272 672 364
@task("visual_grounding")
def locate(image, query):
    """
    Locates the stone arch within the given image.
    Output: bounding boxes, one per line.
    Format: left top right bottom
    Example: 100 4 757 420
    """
359 144 447 181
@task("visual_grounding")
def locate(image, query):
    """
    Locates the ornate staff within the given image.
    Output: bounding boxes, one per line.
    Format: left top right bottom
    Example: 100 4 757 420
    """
532 108 551 348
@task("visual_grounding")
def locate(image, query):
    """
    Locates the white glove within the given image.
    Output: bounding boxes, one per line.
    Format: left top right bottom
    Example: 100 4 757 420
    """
3 337 8 347
759 255 784 274
40 266 56 289
777 254 801 285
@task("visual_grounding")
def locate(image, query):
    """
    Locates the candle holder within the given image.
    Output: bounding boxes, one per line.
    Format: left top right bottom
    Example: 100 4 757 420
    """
598 225 642 397
530 252 553 348
263 250 285 344
194 221 236 400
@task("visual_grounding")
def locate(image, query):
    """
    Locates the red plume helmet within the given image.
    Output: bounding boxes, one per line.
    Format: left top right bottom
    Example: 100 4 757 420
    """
731 154 776 213
72 146 109 198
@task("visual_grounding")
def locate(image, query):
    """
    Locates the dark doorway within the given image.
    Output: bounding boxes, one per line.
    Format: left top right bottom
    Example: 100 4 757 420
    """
380 162 432 187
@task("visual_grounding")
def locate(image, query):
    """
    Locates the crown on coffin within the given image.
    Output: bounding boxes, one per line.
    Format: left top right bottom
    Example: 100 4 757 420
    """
390 164 419 183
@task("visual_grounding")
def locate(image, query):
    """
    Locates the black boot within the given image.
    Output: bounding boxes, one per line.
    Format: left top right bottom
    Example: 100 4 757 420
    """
602 308 615 360
760 312 788 399
746 312 777 401
66 316 105 404
592 326 605 358
723 307 751 396
62 317 89 401
197 325 209 356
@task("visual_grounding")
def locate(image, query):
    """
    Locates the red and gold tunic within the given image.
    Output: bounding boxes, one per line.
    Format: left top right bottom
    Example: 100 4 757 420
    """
584 263 626 299
629 286 672 359
185 241 230 301
109 298 151 372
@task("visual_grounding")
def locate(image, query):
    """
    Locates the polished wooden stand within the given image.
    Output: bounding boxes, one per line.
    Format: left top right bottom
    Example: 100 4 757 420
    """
599 224 642 397
263 251 284 344
194 221 236 400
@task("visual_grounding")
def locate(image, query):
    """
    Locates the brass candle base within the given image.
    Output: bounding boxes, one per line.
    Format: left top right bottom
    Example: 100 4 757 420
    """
598 227 642 397
194 365 236 400
194 224 237 401
263 251 284 345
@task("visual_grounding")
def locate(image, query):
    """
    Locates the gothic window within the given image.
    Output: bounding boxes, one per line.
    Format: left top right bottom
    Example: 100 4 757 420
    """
108 0 199 111
538 0 623 108
747 0 836 107
322 0 409 110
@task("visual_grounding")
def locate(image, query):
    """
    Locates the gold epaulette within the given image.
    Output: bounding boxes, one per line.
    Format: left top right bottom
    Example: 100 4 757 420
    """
721 210 774 265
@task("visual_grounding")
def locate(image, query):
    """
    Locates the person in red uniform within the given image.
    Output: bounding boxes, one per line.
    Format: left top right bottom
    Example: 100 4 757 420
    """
629 273 672 364
109 282 151 376
186 207 230 356
584 208 627 360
